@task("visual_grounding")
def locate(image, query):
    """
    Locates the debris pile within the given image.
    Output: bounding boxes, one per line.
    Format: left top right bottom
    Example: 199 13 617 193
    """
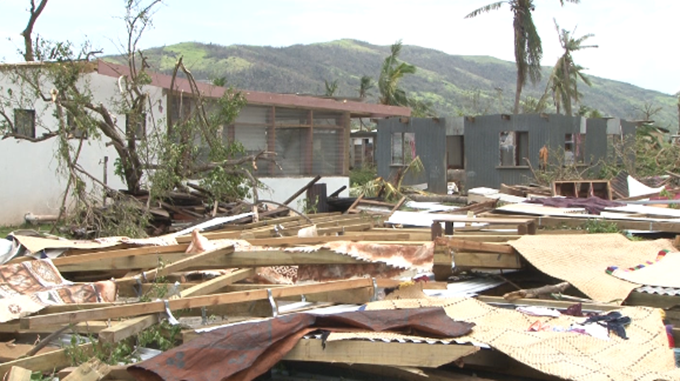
2 177 680 381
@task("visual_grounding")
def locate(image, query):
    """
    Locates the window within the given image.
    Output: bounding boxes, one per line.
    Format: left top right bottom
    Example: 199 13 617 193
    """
446 136 464 169
391 132 416 165
125 113 147 140
13 109 35 138
499 131 528 167
565 133 586 164
67 112 87 139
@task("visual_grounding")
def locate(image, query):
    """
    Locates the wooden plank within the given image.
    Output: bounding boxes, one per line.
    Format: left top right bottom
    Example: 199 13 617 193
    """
0 321 111 334
179 268 255 298
5 367 32 381
53 244 190 267
244 233 411 246
0 343 93 375
99 269 262 343
116 245 235 286
0 343 60 361
58 366 134 381
56 249 368 272
454 252 522 269
535 216 680 233
62 358 111 381
476 296 619 312
435 238 515 255
21 278 373 329
431 216 535 224
282 175 321 205
283 338 479 368
98 315 158 344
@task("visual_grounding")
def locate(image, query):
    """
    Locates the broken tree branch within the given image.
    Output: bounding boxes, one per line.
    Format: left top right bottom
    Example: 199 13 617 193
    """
503 281 571 301
21 0 49 62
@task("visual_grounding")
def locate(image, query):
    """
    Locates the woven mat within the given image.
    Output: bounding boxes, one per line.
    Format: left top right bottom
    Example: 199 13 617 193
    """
608 251 680 288
509 234 675 303
0 259 116 322
361 297 680 381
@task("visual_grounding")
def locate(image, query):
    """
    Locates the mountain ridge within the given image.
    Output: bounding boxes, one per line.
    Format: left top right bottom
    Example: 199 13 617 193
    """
117 39 677 129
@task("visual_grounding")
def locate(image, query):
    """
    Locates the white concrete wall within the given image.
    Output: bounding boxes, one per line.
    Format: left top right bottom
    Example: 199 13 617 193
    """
0 66 348 226
0 68 165 226
257 177 349 212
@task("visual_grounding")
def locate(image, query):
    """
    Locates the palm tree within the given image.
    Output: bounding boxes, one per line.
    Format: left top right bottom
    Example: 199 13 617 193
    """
547 19 597 115
465 0 580 114
378 40 416 106
357 75 374 99
324 79 338 97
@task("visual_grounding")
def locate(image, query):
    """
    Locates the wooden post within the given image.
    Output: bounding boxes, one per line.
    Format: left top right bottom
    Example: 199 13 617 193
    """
444 221 454 236
268 106 276 175
430 221 442 241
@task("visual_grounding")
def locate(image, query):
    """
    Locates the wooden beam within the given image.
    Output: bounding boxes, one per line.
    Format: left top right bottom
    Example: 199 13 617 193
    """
98 315 158 344
5 367 32 381
52 244 189 267
283 338 479 368
56 249 368 273
435 238 515 255
454 252 522 269
179 268 255 298
476 296 619 312
100 270 272 343
62 358 111 381
282 175 321 205
0 343 93 375
115 245 235 286
57 366 134 381
535 216 680 233
0 321 111 334
0 343 60 362
244 233 411 246
21 279 373 329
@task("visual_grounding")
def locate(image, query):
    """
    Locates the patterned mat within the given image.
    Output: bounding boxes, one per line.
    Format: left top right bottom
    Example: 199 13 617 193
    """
0 259 116 322
509 233 676 303
360 297 680 381
607 250 680 288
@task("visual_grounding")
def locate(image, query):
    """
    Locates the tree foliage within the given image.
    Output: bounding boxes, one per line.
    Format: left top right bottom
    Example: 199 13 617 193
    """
378 40 416 107
466 0 580 114
0 0 262 236
542 19 597 115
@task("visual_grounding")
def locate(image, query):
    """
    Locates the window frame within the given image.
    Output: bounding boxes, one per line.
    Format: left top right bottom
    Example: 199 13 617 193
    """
498 130 529 168
13 108 36 138
391 132 416 166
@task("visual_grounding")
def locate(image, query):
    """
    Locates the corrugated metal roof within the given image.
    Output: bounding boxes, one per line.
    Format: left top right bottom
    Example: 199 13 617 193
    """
423 278 505 298
634 285 680 296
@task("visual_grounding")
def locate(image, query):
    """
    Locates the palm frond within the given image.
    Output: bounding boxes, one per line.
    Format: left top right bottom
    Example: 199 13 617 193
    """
465 1 505 19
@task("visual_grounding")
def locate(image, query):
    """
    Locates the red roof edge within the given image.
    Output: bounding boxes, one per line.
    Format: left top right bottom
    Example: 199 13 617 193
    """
96 60 411 118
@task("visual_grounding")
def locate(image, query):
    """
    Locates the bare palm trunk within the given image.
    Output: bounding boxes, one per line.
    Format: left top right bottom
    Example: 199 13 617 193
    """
514 74 522 114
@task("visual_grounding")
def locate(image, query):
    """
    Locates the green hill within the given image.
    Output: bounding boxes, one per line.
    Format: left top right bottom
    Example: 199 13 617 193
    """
119 39 678 130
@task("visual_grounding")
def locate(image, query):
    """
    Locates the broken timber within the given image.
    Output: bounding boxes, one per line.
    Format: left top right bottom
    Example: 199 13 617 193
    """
21 278 373 329
54 248 375 273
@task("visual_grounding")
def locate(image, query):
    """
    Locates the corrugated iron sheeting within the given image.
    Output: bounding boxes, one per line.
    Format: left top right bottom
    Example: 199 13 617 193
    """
376 118 447 193
635 285 680 296
465 114 609 190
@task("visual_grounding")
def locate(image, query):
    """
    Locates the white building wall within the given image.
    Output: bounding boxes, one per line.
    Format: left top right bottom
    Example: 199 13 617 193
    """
0 69 165 226
257 177 349 211
0 66 349 226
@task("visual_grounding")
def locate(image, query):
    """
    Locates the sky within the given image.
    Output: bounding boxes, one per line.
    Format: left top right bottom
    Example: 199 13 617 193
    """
1 0 678 95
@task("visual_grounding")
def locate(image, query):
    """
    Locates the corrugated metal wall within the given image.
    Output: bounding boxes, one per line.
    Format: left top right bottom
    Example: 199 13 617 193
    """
465 114 609 189
376 118 447 194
